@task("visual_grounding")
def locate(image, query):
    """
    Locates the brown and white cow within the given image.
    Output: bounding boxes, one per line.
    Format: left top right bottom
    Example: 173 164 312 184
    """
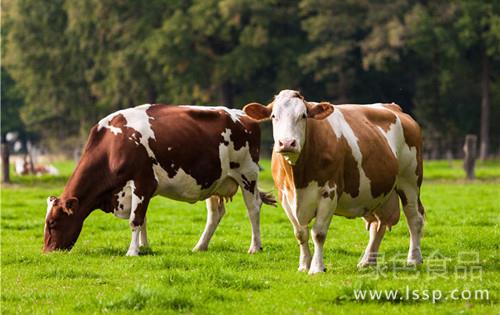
44 104 275 255
244 90 424 274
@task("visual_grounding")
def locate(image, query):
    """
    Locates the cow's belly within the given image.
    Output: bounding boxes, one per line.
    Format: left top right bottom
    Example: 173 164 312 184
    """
153 163 238 203
335 185 392 218
153 164 209 202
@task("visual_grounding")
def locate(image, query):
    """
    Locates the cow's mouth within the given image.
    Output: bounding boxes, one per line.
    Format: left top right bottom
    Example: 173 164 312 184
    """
277 150 300 165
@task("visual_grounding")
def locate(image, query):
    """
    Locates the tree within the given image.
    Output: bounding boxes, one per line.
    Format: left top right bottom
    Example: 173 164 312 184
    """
1 69 24 183
455 0 500 160
3 0 94 149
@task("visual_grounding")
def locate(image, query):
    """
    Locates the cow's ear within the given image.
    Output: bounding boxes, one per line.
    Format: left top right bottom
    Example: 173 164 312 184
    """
47 196 58 206
64 197 79 215
308 102 334 120
243 103 272 121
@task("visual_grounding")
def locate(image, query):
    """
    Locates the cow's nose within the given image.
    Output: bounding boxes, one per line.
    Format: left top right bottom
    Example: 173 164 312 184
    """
278 139 297 151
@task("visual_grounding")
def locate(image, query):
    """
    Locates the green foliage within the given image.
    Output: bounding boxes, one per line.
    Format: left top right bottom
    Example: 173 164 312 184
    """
2 0 500 154
0 68 24 139
1 160 499 313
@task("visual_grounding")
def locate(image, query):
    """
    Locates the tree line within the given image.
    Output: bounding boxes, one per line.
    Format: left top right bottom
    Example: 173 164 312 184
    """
2 0 499 160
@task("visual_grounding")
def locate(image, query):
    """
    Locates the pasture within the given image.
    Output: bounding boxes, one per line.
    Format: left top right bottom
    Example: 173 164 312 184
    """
1 160 499 314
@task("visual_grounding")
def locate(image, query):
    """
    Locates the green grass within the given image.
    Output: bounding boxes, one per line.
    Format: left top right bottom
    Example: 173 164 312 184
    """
1 160 499 314
423 160 500 180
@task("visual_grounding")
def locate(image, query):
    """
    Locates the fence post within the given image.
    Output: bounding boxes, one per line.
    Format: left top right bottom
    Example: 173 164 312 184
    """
463 135 477 180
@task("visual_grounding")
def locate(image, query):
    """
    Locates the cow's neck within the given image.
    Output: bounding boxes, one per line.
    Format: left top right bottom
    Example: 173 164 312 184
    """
61 157 110 219
284 118 340 189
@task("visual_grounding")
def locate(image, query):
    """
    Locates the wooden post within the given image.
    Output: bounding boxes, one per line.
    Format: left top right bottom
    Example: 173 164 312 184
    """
1 143 10 183
463 135 477 180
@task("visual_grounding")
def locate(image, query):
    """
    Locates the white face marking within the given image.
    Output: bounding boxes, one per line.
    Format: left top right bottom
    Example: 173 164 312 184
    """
180 105 244 124
271 90 308 162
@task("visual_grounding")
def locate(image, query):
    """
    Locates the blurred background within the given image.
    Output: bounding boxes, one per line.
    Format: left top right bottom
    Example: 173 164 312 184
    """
1 0 499 181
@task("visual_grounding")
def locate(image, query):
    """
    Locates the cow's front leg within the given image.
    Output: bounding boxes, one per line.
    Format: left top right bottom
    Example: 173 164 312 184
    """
241 189 262 254
309 199 334 275
139 216 149 247
126 181 152 256
281 200 311 271
193 196 225 252
295 226 312 272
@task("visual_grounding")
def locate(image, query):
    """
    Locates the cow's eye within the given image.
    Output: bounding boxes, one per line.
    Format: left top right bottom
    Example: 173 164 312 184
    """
301 113 307 119
48 220 57 229
271 114 276 119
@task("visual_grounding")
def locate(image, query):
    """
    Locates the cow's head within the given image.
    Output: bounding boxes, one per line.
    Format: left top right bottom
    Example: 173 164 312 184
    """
244 90 333 163
43 196 83 252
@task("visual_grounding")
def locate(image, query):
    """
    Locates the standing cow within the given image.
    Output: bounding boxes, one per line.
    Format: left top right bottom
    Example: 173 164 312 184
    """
44 104 275 255
243 90 424 274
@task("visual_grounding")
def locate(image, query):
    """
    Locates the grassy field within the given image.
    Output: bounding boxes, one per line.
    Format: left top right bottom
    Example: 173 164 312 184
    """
1 160 499 314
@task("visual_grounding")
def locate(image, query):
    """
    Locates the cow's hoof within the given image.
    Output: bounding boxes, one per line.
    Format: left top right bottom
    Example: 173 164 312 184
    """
308 266 326 275
126 249 139 256
248 246 262 254
357 260 377 269
407 258 423 266
298 265 310 272
192 244 208 252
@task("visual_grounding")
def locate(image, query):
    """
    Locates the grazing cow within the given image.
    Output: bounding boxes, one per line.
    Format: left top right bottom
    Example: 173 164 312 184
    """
44 104 275 255
243 90 424 274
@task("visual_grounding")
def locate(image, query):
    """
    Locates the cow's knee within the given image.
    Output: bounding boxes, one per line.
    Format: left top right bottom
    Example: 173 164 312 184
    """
294 228 309 245
312 231 326 245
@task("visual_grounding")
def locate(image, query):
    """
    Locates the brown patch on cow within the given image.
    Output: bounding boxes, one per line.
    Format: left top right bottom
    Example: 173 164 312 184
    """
313 232 326 244
341 137 360 198
340 107 398 198
365 106 398 133
229 162 240 169
293 91 304 100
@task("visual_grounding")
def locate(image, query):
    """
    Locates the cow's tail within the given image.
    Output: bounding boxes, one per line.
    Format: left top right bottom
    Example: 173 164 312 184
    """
259 190 277 207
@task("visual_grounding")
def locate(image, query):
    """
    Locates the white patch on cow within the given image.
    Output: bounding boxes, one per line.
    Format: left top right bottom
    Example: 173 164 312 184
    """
217 128 258 195
180 105 244 124
377 122 399 157
44 197 56 232
153 163 203 203
113 180 144 220
168 147 172 151
293 182 322 225
97 104 156 158
113 182 133 219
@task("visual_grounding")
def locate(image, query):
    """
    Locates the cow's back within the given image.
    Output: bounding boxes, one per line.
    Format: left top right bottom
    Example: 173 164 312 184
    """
96 104 261 203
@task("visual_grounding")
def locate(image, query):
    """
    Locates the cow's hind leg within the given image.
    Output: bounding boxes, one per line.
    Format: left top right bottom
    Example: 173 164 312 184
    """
358 191 400 268
241 188 262 254
398 185 424 265
358 220 386 268
193 196 226 252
